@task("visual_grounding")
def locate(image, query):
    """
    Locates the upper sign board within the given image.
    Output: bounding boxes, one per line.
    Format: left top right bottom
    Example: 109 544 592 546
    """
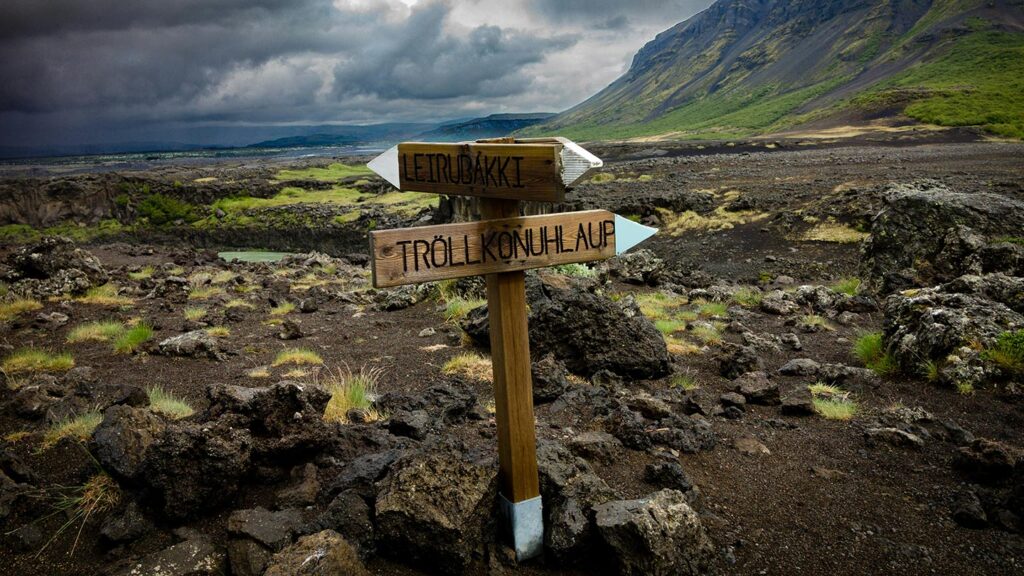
367 137 603 203
369 210 656 288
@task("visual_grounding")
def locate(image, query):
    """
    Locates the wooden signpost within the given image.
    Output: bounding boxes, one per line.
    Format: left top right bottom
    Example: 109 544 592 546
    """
367 137 656 561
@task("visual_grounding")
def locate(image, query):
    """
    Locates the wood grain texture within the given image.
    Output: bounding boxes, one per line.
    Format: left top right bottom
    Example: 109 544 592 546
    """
396 142 565 202
369 209 617 288
481 198 540 503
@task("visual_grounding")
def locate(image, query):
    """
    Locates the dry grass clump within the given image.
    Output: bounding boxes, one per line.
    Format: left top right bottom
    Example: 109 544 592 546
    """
800 314 835 331
147 386 194 419
321 365 384 423
2 348 75 375
670 371 699 391
206 326 231 338
0 298 42 322
183 306 207 321
269 302 296 316
802 223 869 243
225 299 255 309
127 266 155 280
41 411 102 450
272 347 324 367
657 205 770 235
188 286 224 300
67 321 124 343
731 287 763 307
247 366 271 378
809 383 858 420
76 284 134 306
442 352 493 381
34 472 120 555
444 297 486 324
690 323 724 346
832 277 862 296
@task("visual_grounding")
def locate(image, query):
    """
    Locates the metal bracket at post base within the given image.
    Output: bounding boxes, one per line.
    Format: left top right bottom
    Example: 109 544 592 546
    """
499 494 543 561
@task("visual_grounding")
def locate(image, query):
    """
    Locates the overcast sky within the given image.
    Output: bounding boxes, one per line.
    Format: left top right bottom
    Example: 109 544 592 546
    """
0 0 712 147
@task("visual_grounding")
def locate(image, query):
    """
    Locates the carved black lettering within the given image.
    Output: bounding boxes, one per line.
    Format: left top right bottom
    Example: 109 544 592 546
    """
473 152 486 186
512 228 529 260
460 154 473 184
481 232 498 262
396 240 412 273
497 157 511 187
413 153 424 182
465 235 481 265
413 239 431 270
575 223 590 252
512 157 524 188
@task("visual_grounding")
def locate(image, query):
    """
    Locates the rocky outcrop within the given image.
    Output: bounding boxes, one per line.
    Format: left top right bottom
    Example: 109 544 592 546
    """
3 237 108 296
375 451 497 574
263 530 370 576
594 489 716 576
861 182 1024 293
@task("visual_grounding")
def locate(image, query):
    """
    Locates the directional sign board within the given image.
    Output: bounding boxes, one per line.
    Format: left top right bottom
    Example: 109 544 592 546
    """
367 137 603 202
370 210 655 288
366 138 653 562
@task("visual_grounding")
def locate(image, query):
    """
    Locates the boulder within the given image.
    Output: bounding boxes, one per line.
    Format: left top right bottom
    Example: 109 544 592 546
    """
594 489 715 576
91 405 167 480
301 490 375 555
387 409 430 440
263 530 370 576
597 248 664 285
882 279 1023 386
648 415 716 454
719 345 764 380
158 330 221 359
114 534 225 576
465 286 670 379
860 182 1024 293
568 431 622 465
604 405 651 450
536 442 616 562
864 427 925 450
781 388 815 416
953 439 1017 483
228 507 304 550
141 422 253 519
375 451 496 573
5 236 107 285
734 372 780 405
778 358 821 376
644 462 697 496
531 354 570 403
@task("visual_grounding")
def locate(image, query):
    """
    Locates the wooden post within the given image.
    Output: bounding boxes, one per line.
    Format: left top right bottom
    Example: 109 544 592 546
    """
480 197 543 560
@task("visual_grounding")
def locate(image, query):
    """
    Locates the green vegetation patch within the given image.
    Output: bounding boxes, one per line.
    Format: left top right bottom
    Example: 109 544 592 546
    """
138 194 198 225
0 298 42 322
148 386 194 419
2 348 75 375
854 332 897 376
274 163 372 182
41 411 102 450
113 323 153 354
984 329 1024 375
322 365 383 423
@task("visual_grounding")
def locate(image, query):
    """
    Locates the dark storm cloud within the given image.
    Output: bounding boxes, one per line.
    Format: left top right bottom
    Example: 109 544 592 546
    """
0 0 577 145
335 3 574 101
530 0 711 26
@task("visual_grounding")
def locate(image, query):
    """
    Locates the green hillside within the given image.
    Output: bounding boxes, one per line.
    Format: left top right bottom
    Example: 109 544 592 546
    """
525 0 1024 140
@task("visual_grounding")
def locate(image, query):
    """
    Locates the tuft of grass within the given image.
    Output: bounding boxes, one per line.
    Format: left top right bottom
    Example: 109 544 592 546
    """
550 263 596 278
800 314 834 331
589 172 616 184
809 383 858 420
654 319 687 335
671 372 698 391
731 287 763 308
956 381 975 395
212 270 237 284
443 297 486 324
183 306 207 321
272 347 324 367
206 326 230 338
984 329 1024 374
41 412 102 450
76 284 134 306
67 321 124 343
113 322 153 354
225 299 255 309
247 366 271 378
832 277 862 296
127 266 155 281
696 300 728 318
853 332 897 376
188 286 224 300
665 336 702 356
269 301 296 316
922 359 941 383
2 348 75 375
0 298 43 322
283 368 310 379
33 472 120 556
147 386 194 419
321 365 384 423
442 352 493 381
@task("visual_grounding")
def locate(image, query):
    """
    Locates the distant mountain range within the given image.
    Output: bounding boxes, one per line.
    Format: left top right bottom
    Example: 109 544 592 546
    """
0 114 556 160
526 0 1024 140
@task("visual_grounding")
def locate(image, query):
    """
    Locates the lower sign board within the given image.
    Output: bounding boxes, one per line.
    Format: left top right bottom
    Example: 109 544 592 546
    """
370 209 650 288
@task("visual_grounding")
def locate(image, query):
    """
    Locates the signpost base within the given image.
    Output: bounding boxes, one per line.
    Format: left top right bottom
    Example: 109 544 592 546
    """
499 494 544 561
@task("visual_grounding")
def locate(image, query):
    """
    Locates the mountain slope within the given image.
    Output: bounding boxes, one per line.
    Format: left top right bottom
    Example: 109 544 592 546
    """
415 113 556 141
528 0 1024 140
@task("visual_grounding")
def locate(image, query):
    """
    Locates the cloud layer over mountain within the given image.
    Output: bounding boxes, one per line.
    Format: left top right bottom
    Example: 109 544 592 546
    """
0 0 711 146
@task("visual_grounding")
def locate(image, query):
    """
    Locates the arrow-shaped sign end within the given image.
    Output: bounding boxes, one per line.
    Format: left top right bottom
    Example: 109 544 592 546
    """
367 145 400 189
560 140 603 187
614 214 657 255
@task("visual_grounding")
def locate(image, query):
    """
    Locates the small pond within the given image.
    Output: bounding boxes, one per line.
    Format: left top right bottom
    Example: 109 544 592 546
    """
217 250 294 263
